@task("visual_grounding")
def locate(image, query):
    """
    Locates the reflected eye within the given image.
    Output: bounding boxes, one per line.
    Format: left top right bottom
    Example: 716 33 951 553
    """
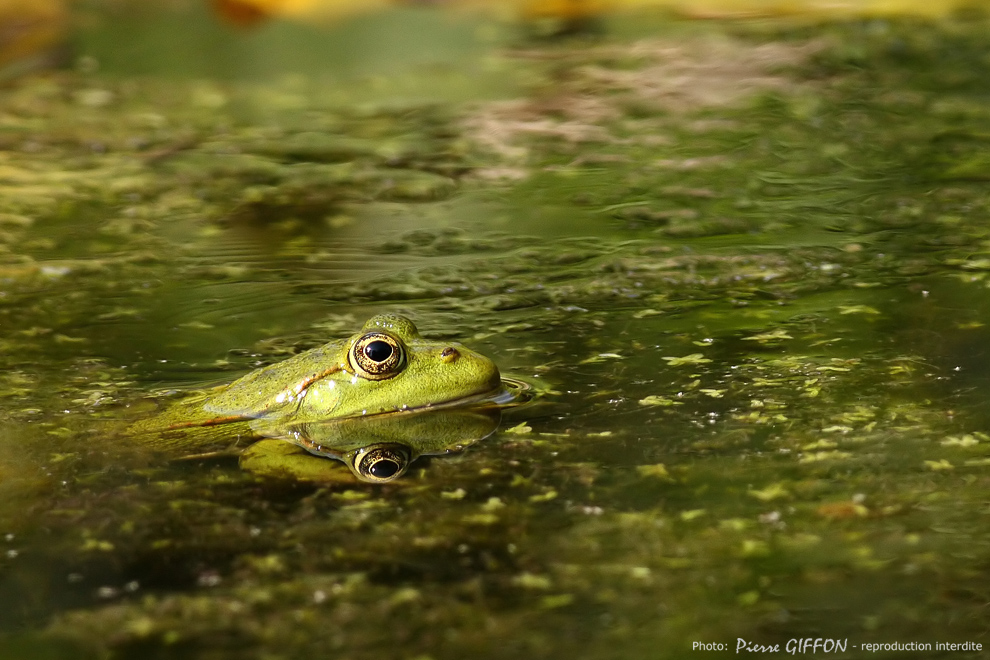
355 445 411 483
350 332 404 380
369 457 400 479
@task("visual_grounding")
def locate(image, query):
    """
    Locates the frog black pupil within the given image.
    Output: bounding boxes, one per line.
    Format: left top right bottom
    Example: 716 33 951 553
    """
365 340 393 363
369 459 400 478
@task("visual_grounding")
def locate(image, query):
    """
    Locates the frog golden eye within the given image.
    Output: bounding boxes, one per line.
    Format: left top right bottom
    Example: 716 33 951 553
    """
354 445 411 482
350 332 404 380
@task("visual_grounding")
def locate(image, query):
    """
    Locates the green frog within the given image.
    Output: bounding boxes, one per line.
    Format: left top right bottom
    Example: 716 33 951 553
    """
130 314 523 482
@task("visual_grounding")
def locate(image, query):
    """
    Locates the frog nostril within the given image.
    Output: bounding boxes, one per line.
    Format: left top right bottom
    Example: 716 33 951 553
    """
440 347 460 364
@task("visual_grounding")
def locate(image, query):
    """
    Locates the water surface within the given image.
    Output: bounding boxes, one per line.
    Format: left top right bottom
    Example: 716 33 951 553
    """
1 6 990 659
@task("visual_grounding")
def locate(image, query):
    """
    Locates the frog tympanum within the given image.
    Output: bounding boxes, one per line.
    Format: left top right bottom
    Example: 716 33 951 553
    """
130 314 524 482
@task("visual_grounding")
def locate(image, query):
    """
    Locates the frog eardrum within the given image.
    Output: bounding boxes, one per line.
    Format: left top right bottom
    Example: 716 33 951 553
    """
350 331 405 380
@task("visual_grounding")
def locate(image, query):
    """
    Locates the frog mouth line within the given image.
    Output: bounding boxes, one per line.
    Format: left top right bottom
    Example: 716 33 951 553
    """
412 383 514 411
355 377 532 419
260 377 536 425
404 377 534 414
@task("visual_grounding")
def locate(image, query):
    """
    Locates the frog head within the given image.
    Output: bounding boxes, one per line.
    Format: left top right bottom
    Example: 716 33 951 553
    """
327 314 503 418
200 314 503 423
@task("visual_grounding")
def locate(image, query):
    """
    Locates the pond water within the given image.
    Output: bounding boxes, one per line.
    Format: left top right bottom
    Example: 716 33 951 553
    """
2 4 990 659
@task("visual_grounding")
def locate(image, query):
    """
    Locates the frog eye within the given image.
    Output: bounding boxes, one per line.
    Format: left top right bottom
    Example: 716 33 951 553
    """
354 445 411 482
350 332 405 380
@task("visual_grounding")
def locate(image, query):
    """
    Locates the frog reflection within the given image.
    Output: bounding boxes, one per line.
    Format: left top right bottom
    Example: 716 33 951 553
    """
242 406 503 483
129 314 527 482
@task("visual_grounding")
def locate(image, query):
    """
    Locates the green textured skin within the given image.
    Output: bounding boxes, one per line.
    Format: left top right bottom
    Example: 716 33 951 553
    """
126 315 506 480
200 314 502 422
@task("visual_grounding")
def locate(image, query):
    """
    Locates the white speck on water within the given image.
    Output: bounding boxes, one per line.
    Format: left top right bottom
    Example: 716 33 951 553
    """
96 586 118 599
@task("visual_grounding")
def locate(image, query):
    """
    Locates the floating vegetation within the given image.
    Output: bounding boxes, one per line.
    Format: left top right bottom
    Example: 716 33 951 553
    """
3 7 990 660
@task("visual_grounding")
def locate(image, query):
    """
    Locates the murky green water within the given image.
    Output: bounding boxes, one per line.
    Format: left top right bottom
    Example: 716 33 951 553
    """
3 5 990 659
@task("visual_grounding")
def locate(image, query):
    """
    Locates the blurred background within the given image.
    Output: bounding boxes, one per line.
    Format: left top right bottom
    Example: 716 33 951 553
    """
0 0 981 82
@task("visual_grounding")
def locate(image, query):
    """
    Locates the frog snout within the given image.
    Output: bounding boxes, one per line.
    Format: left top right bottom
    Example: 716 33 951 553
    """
438 344 502 394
